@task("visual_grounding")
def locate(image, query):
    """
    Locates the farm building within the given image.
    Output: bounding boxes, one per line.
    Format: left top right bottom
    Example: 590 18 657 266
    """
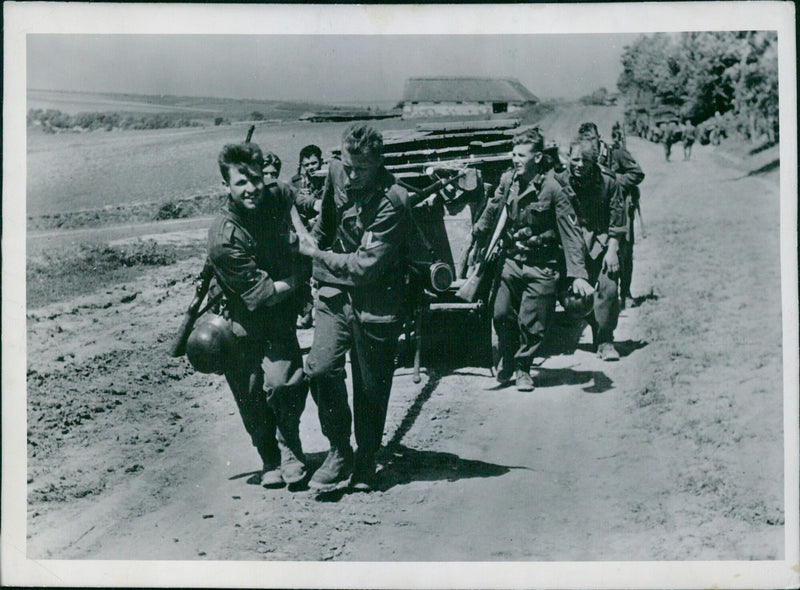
401 77 538 119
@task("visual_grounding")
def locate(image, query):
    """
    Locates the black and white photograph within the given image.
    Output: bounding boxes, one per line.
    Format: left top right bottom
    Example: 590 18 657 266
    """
2 2 798 588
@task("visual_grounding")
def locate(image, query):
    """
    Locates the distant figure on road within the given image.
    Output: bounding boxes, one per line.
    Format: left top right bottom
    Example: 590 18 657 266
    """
560 138 627 361
290 144 325 329
295 123 410 493
578 122 644 308
476 128 592 391
682 120 696 160
663 122 677 161
206 142 308 489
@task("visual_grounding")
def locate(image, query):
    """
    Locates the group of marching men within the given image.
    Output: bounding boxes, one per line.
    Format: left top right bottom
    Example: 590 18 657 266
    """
189 120 643 494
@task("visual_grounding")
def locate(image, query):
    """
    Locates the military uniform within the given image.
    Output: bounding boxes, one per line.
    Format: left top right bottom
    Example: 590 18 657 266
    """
598 140 644 305
682 123 696 160
486 168 587 377
290 172 324 327
207 178 308 477
558 165 627 347
305 157 408 481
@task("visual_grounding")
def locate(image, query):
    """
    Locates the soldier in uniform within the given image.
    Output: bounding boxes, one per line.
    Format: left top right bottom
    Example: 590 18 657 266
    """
290 144 325 329
560 138 628 361
475 128 592 391
262 151 282 180
295 123 409 492
207 142 308 488
578 122 644 308
682 120 696 160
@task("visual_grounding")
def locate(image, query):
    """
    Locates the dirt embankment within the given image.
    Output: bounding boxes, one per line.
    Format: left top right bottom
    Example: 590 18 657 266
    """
24 106 786 564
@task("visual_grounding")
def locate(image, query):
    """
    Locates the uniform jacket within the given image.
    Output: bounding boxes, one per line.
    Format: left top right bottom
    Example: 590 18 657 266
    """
207 179 299 335
557 167 627 260
291 172 323 229
311 157 409 322
598 140 645 193
478 168 587 280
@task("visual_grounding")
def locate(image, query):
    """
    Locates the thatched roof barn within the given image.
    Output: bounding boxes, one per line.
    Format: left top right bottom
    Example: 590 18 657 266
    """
402 77 538 119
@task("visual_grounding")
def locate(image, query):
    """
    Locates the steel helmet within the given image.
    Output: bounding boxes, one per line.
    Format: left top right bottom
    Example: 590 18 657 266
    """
186 313 235 374
562 290 594 319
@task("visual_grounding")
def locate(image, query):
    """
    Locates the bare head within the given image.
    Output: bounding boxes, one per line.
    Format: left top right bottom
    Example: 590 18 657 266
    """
218 143 266 213
511 127 545 180
341 123 384 192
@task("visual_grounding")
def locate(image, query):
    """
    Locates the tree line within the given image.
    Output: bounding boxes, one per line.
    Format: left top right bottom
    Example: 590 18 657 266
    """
618 31 779 143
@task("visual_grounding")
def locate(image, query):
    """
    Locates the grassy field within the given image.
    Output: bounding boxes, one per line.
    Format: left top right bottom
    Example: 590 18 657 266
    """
26 90 553 218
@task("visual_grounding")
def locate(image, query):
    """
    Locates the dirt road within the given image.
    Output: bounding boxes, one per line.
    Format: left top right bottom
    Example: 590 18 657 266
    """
25 106 786 564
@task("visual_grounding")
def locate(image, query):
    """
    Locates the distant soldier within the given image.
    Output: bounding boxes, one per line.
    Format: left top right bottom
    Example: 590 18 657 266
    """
663 121 677 161
290 144 325 329
205 143 308 488
682 120 696 160
476 128 592 391
611 120 625 150
295 123 410 492
290 143 324 225
578 122 644 308
262 151 282 180
560 138 627 361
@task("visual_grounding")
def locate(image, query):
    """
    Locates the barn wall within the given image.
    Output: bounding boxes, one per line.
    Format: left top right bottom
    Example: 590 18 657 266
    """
402 102 493 119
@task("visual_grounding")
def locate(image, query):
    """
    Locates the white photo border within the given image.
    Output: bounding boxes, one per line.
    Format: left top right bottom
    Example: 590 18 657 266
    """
3 2 797 588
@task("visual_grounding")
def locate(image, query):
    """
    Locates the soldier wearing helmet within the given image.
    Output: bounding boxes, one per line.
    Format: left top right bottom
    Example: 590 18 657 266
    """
204 142 309 489
559 138 628 361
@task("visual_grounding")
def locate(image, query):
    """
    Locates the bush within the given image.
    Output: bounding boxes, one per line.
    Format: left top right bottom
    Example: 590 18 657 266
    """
27 109 201 132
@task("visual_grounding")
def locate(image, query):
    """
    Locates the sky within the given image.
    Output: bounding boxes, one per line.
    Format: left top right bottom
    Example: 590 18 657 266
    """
27 33 640 104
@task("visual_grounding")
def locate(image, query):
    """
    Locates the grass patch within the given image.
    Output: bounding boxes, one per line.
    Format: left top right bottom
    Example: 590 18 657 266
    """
28 192 226 231
27 240 199 307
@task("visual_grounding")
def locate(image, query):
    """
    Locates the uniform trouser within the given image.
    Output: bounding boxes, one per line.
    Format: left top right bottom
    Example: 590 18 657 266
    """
305 292 401 459
664 141 673 160
225 330 308 465
683 140 693 159
586 253 620 345
493 258 559 372
619 200 635 300
298 258 314 317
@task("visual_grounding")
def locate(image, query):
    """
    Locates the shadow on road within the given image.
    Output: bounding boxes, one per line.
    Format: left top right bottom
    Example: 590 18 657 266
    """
746 158 779 176
534 366 614 394
377 444 527 492
576 339 647 359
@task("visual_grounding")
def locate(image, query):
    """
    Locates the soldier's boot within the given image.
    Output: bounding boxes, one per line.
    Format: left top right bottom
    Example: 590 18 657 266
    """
309 444 353 492
350 450 379 493
258 440 284 489
597 342 620 362
276 431 307 485
515 369 535 392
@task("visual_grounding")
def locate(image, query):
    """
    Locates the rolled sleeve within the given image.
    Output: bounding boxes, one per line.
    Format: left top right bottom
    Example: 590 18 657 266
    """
209 235 276 312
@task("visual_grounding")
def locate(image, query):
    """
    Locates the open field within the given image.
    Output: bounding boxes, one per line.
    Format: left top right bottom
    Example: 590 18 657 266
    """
20 103 790 570
26 90 552 218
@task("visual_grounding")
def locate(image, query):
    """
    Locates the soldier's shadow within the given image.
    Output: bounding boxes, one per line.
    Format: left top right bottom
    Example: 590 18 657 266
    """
377 444 527 492
533 367 614 394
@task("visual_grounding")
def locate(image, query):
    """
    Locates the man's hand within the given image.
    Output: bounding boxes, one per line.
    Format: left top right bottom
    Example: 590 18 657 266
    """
572 277 595 297
297 230 318 258
602 248 619 277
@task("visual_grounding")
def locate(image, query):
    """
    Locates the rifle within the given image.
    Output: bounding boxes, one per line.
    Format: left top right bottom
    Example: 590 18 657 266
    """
455 205 508 302
169 260 215 357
